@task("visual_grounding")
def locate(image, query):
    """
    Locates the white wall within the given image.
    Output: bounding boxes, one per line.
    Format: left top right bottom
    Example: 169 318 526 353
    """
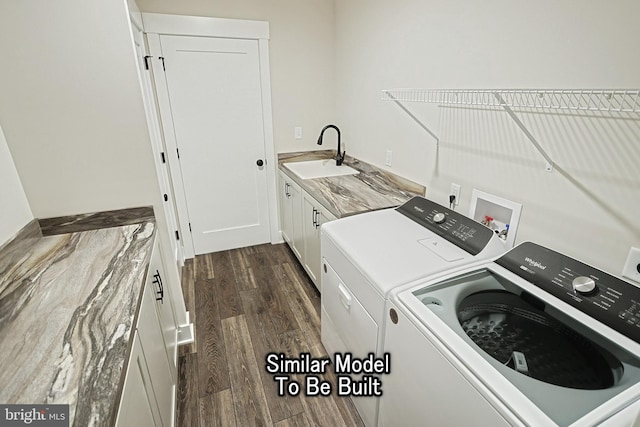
0 1 181 295
0 0 159 218
0 123 33 245
135 0 336 154
334 0 640 275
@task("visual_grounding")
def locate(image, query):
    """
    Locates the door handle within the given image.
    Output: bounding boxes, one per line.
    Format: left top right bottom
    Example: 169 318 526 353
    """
256 159 264 167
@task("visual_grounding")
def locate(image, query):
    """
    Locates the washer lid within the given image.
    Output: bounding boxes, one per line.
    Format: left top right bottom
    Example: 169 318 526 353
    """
458 290 621 390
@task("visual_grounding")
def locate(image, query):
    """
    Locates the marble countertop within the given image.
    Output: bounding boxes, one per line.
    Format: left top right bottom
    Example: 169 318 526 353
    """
0 208 156 426
279 150 426 217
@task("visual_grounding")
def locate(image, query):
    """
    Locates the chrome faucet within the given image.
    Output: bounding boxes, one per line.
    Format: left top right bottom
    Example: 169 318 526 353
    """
317 124 345 166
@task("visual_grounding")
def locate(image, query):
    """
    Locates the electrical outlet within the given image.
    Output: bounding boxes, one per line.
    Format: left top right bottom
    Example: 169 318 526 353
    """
294 127 302 140
385 150 393 167
450 183 461 206
622 247 640 284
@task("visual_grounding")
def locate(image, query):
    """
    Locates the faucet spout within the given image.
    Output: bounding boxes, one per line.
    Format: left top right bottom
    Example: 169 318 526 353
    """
317 124 345 166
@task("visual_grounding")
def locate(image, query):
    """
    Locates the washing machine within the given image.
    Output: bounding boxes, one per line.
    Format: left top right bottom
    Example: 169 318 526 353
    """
381 241 640 426
320 196 507 427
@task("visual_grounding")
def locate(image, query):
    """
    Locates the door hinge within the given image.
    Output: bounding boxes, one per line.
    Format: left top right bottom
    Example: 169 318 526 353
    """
175 230 180 240
176 148 180 159
189 223 192 232
161 152 166 163
143 55 152 70
159 56 166 71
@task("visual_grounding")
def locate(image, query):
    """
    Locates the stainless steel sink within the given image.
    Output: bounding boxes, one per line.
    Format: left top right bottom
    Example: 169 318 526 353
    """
283 159 359 180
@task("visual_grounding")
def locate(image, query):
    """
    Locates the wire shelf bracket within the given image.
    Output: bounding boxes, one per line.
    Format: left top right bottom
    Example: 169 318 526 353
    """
382 88 640 172
384 91 440 144
493 92 554 172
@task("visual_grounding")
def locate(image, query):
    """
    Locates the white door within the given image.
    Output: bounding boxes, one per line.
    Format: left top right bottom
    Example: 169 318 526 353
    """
159 35 270 255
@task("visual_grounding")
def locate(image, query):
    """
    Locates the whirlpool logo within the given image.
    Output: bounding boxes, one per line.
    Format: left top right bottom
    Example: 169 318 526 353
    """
524 257 547 271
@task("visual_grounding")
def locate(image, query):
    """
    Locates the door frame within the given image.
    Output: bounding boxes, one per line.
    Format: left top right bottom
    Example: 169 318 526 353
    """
126 1 190 332
142 13 279 259
127 7 184 266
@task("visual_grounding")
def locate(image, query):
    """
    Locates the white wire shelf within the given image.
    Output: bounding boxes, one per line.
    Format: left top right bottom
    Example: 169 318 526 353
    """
382 89 640 113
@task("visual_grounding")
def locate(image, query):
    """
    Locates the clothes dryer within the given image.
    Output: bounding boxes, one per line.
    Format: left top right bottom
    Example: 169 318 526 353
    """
321 196 506 427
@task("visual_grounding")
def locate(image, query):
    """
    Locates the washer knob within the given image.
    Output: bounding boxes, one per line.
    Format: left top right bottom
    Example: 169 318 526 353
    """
433 212 446 224
573 276 596 294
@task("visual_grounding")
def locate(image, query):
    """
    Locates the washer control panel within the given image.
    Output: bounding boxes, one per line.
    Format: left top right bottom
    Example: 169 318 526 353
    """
497 241 640 343
396 196 494 256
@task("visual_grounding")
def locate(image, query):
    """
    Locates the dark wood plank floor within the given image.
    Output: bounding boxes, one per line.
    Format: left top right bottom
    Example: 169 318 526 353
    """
176 243 365 427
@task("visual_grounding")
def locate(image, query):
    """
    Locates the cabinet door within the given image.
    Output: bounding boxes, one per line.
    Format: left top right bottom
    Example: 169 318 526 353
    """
115 333 161 427
302 196 331 291
289 181 303 260
279 172 302 260
138 281 175 427
148 241 178 379
302 196 319 288
279 173 292 243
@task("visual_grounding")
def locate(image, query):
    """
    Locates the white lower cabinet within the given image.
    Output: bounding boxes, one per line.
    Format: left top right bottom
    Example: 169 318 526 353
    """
115 333 160 427
279 169 337 291
116 240 177 426
147 242 178 380
302 194 336 290
278 171 303 259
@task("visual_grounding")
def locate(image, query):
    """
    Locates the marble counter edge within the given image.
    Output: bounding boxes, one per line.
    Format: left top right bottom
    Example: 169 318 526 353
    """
106 228 156 427
39 206 155 236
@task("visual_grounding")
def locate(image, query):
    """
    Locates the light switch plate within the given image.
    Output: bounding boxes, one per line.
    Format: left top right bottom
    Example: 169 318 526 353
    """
294 127 302 140
622 247 640 284
385 150 392 166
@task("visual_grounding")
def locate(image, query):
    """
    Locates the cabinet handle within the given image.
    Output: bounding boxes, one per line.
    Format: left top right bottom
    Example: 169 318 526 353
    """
312 207 317 226
152 269 164 303
338 283 353 310
285 183 291 198
314 209 320 229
